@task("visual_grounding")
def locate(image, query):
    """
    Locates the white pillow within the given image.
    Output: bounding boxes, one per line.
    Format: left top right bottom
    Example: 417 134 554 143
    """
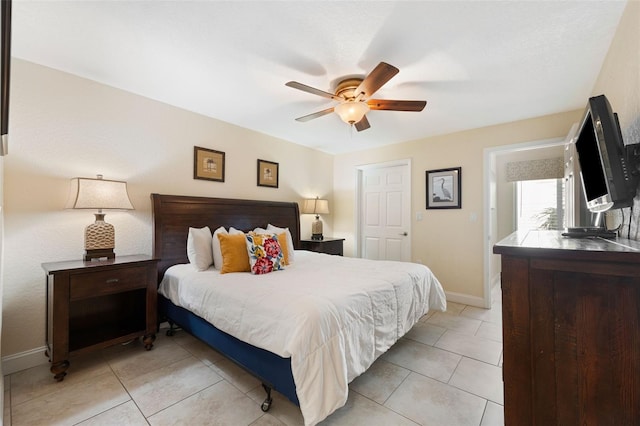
187 226 213 271
267 224 295 262
211 226 227 270
229 227 245 235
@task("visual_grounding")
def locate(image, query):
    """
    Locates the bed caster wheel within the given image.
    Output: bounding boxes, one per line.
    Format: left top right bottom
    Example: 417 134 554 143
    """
166 328 175 337
261 398 272 412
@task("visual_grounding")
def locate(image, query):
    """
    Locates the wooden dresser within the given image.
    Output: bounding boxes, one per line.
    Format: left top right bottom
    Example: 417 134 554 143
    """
493 231 639 425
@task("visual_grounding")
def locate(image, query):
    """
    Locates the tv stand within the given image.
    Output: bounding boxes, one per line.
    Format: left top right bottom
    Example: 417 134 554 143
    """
494 231 640 425
561 226 617 239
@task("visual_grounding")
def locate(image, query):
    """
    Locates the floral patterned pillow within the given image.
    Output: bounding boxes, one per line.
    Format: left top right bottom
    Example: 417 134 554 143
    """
245 233 285 275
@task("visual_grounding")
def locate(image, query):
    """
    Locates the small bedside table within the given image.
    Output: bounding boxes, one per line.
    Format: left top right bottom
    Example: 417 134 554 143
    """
299 238 345 256
42 254 159 381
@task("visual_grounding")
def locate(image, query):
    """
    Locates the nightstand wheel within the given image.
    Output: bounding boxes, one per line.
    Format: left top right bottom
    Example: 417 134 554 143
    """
261 398 272 412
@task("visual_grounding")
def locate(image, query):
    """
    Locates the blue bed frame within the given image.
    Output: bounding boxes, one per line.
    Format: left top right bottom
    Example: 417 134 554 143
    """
151 194 302 410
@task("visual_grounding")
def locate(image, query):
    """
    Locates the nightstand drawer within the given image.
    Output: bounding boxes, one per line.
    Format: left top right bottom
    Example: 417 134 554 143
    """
70 266 148 300
299 238 345 256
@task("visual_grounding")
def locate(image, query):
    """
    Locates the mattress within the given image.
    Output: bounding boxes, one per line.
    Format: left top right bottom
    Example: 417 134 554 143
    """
159 250 447 425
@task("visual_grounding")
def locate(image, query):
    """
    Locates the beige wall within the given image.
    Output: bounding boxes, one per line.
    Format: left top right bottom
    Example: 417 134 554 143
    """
591 0 640 237
333 110 579 302
2 59 333 358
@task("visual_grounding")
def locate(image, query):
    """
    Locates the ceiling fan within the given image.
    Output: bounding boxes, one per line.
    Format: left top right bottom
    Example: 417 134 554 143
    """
285 62 426 132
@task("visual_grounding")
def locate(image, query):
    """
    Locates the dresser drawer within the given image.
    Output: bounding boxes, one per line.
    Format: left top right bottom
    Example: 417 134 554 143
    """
70 266 149 300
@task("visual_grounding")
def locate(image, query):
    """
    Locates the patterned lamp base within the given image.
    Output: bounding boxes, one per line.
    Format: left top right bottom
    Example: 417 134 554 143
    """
84 213 115 261
311 215 324 240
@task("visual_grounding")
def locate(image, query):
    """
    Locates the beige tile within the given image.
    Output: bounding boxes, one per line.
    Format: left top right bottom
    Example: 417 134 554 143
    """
178 336 226 366
10 353 111 406
418 310 436 322
461 304 502 325
12 371 129 426
426 311 482 336
404 322 446 346
123 355 223 417
481 401 505 426
148 380 263 425
211 358 261 393
77 401 147 426
434 330 503 364
476 321 503 343
385 372 486 426
250 413 289 426
246 386 304 426
445 301 467 315
349 358 410 404
167 328 202 346
449 357 504 404
106 339 191 382
381 339 461 383
320 391 418 425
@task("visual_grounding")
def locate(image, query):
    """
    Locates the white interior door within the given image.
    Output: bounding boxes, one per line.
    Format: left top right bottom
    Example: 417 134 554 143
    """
359 162 411 261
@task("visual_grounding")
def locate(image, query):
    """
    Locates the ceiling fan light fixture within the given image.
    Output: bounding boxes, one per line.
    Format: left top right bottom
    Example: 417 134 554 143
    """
334 101 370 125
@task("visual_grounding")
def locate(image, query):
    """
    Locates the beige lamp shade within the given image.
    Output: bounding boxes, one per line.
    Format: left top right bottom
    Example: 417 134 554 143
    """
66 175 133 261
66 175 134 210
301 198 329 215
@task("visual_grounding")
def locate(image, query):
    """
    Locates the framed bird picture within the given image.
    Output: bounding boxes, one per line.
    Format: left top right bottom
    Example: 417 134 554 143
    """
426 167 461 209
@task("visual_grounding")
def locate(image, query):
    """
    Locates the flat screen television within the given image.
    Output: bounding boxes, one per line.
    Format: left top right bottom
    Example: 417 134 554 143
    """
574 94 639 217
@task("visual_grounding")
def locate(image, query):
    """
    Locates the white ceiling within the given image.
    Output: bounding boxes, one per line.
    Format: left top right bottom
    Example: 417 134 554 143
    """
12 1 627 154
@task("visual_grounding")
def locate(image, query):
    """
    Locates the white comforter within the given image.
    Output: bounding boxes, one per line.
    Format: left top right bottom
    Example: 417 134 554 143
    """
159 250 446 425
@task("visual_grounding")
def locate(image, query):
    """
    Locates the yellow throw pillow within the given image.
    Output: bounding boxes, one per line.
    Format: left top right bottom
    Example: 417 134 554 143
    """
277 232 289 265
218 233 250 274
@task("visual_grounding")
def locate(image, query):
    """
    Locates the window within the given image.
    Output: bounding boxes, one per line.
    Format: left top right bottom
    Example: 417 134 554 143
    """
516 178 564 231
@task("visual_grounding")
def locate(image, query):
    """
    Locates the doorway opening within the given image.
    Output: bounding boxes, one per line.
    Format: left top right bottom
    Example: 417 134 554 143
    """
483 137 566 308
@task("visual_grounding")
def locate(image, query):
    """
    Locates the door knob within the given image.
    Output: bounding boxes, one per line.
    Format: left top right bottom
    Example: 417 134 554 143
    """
399 232 408 236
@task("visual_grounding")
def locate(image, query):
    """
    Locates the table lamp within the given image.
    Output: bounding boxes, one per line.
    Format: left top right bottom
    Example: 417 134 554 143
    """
301 197 329 240
66 174 134 260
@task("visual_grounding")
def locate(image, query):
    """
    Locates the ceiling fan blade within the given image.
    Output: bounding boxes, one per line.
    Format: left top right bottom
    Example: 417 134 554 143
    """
367 99 427 112
355 62 399 99
294 107 335 122
355 115 371 132
286 81 341 100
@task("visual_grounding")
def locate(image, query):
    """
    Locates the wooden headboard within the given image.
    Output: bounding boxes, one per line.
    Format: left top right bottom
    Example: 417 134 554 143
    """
151 193 301 282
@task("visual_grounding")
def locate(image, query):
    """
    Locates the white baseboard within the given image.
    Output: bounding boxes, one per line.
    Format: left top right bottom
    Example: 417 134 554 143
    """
2 346 49 375
446 291 488 309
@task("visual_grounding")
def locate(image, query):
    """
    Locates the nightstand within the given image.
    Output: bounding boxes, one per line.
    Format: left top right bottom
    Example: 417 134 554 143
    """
299 238 345 256
42 254 159 381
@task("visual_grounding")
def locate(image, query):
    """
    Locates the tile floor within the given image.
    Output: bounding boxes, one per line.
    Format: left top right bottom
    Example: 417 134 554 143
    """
3 286 504 425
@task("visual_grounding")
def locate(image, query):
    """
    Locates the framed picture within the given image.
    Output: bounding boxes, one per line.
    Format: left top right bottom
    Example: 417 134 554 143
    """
426 167 461 209
257 159 279 188
194 146 225 182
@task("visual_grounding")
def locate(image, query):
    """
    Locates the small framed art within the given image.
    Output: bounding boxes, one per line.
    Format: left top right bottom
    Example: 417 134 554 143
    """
257 159 279 188
194 146 225 182
426 167 461 209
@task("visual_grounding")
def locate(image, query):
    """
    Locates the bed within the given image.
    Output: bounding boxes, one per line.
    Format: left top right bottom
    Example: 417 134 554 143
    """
151 193 446 425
